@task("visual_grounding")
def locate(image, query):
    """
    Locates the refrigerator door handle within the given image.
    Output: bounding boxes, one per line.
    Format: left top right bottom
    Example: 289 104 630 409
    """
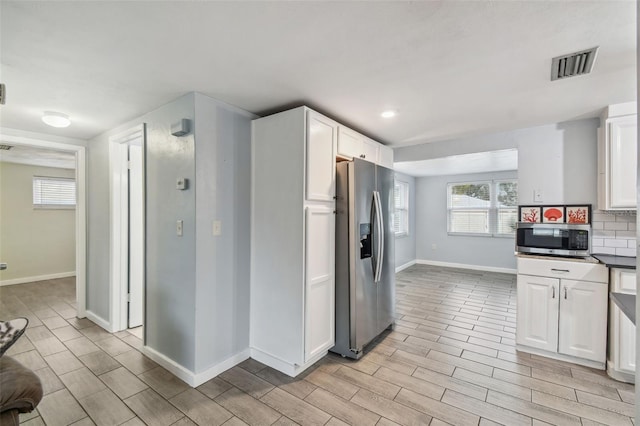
373 191 384 283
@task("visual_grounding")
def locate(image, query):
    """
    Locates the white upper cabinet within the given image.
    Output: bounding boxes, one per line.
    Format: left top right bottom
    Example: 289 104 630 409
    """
598 102 637 210
337 126 393 168
306 111 337 202
378 144 394 169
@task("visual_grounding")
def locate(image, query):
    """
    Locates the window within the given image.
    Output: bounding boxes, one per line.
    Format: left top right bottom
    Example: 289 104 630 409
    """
394 180 409 236
33 176 76 209
447 180 517 236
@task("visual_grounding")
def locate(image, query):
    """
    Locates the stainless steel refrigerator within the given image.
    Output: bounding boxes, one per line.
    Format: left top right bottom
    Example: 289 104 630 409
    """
331 158 396 359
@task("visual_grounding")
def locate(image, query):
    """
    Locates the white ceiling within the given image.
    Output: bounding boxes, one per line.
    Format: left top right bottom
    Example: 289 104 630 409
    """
0 1 636 146
0 145 76 169
394 149 517 177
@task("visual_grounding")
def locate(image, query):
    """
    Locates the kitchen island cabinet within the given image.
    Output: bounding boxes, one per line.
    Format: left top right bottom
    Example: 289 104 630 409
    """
516 256 608 368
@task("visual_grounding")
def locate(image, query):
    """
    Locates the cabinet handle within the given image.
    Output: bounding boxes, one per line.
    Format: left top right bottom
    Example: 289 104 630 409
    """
552 287 555 299
550 268 570 273
564 287 568 299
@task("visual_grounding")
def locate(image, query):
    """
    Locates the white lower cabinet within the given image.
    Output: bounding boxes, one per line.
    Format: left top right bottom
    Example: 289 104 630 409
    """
607 268 636 383
516 257 608 368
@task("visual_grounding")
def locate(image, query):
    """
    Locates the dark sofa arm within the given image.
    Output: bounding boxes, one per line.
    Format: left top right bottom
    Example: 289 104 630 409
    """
0 356 43 420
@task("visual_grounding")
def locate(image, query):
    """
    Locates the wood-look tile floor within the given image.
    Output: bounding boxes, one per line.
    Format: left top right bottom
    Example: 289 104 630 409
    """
0 265 635 425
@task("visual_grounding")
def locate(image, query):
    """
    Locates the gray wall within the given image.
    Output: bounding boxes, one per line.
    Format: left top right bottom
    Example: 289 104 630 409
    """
396 118 599 206
87 92 254 374
193 93 254 373
394 171 416 269
415 170 518 270
396 118 600 270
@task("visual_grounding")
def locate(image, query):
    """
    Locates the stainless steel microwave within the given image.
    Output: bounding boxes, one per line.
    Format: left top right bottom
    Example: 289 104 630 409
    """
515 223 591 257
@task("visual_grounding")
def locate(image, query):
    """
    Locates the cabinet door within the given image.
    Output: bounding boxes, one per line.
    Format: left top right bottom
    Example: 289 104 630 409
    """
558 280 607 362
304 206 335 361
337 126 363 159
609 115 637 209
361 138 379 163
378 144 394 169
306 111 336 202
516 275 559 352
613 303 637 373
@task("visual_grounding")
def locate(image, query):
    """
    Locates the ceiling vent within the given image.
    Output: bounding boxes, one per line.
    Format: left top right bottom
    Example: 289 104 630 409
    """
0 145 13 150
551 47 599 81
0 83 5 104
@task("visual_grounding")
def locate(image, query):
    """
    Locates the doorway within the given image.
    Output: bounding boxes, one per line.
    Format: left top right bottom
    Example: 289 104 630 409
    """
110 124 145 332
0 131 87 317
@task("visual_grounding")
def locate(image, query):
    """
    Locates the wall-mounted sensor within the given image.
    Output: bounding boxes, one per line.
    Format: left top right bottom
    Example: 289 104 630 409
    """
176 178 188 190
171 119 191 137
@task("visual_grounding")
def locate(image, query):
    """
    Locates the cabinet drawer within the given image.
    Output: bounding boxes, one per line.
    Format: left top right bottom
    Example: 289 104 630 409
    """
517 257 607 283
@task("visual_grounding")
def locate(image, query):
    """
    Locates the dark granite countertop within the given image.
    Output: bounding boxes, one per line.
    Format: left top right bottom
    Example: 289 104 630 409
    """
610 293 636 325
592 254 636 270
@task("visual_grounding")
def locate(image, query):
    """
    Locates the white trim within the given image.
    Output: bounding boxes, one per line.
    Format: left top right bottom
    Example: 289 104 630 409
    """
517 344 604 370
0 128 87 318
0 272 75 287
250 347 326 378
109 124 146 332
415 259 516 275
193 349 251 386
395 260 416 273
142 346 250 387
85 310 115 333
607 360 635 384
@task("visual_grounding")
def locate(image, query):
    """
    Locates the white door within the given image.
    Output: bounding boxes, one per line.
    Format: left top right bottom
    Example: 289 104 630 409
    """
304 206 335 361
305 111 336 202
516 274 559 352
128 144 144 328
614 305 637 373
558 280 607 362
609 115 637 208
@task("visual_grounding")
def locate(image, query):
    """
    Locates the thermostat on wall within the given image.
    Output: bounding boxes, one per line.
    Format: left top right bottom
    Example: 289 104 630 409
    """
176 178 188 190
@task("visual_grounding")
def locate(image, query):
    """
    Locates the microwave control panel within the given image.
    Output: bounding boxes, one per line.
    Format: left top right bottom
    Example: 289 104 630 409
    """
569 230 589 250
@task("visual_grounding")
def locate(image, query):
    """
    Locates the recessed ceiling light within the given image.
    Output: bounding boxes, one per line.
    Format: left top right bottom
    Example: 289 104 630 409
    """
381 110 396 118
42 111 71 128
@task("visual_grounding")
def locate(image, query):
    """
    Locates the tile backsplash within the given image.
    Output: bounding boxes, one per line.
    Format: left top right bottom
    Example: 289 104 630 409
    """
592 210 637 257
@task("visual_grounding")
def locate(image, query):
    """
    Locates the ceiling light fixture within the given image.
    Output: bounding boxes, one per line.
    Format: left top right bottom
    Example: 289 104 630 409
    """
42 111 71 128
381 110 396 118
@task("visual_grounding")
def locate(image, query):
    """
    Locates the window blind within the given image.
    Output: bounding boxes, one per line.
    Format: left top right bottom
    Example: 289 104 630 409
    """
33 176 76 208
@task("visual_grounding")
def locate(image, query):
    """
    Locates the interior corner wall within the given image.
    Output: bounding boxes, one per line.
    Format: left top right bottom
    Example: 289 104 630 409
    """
192 93 255 373
0 162 75 283
88 93 198 370
415 170 518 270
394 171 416 268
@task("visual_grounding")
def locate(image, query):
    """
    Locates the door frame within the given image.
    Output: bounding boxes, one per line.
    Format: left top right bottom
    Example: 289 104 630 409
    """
0 129 87 317
109 124 146 332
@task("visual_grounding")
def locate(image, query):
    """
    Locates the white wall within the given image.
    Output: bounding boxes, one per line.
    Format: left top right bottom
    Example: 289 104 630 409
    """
394 171 416 269
415 170 518 271
0 162 75 283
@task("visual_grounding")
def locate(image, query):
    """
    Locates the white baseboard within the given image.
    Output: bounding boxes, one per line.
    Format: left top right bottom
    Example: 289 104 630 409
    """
415 259 516 275
193 349 251 386
84 310 115 333
143 346 250 387
395 260 416 273
250 347 327 378
0 271 76 287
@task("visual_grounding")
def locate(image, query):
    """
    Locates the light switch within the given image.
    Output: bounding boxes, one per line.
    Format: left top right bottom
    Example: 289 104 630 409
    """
177 220 183 237
213 220 222 236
